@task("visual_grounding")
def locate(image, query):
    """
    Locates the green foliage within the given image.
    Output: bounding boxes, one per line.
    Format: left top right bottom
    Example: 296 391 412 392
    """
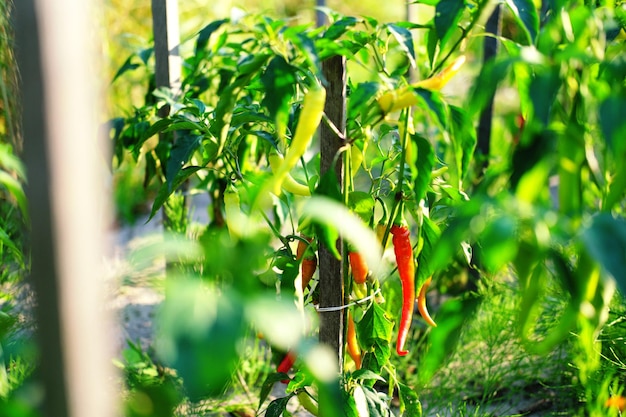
108 0 626 415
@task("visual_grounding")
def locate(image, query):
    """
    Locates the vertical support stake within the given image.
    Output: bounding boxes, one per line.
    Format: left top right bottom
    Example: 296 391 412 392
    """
318 55 347 369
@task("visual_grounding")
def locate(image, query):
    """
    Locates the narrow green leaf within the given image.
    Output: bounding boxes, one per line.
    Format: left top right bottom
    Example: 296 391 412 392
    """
411 134 435 203
195 19 228 54
259 375 295 411
415 89 448 129
261 56 297 140
266 395 295 417
387 24 417 69
449 105 476 181
416 216 441 287
165 134 203 190
505 0 540 45
434 0 466 50
148 166 204 222
111 55 140 83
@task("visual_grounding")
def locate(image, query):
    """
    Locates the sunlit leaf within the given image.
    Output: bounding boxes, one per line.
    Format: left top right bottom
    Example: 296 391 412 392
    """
301 197 384 276
387 24 416 69
348 191 376 223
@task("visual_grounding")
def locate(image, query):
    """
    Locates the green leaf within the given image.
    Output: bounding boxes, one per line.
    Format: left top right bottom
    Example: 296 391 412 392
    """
258 374 291 410
505 0 539 44
416 216 441 286
398 383 422 417
415 89 448 129
449 105 476 181
357 302 394 349
419 295 481 383
195 19 228 54
528 65 560 127
468 58 513 117
165 134 203 190
350 369 386 383
112 54 141 83
301 197 384 275
323 16 360 40
361 385 394 417
348 82 383 121
348 191 375 224
266 395 295 417
411 134 435 203
148 166 204 221
0 228 23 266
156 281 245 400
261 56 297 141
599 96 626 155
387 24 417 69
582 214 626 296
434 0 466 51
476 215 519 273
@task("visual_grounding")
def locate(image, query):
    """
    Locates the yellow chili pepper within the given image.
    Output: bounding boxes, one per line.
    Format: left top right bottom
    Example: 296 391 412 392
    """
268 151 311 196
377 55 466 114
273 85 326 195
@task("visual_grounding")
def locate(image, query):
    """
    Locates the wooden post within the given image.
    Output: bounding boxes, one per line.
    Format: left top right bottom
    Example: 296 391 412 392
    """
318 54 347 368
476 4 502 162
151 0 184 232
15 1 116 417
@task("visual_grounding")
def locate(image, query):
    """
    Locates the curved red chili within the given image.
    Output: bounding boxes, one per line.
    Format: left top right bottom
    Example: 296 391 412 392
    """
277 350 297 383
391 223 415 356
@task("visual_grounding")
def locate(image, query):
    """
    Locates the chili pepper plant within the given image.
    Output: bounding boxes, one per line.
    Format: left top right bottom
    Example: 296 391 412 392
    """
110 1 626 415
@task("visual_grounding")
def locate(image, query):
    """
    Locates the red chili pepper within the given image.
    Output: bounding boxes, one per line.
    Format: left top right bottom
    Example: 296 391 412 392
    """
349 251 369 285
277 351 297 384
417 277 437 327
296 235 316 291
391 223 415 356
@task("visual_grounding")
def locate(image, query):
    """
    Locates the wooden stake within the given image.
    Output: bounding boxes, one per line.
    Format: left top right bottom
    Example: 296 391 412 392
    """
15 1 116 416
318 55 347 368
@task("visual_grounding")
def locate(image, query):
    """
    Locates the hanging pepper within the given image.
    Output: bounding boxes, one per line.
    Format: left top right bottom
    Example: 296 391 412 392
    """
346 311 362 370
296 235 317 291
268 150 311 196
273 85 326 195
390 222 415 356
417 277 437 327
277 350 297 384
377 55 466 114
349 251 369 285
